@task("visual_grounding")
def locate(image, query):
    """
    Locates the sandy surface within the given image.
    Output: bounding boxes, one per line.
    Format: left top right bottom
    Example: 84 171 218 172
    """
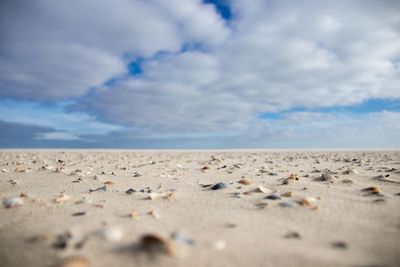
1 150 400 267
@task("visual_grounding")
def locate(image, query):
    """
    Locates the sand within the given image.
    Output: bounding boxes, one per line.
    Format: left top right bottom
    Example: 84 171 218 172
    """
1 150 400 267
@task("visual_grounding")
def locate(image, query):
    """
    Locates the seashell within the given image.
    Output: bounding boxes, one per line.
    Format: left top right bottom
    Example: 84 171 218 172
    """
148 192 175 200
281 191 293 197
342 179 354 184
57 255 89 267
284 231 301 239
130 209 139 219
282 173 299 184
210 182 227 190
238 178 253 185
254 202 268 209
103 180 115 185
201 166 210 171
265 194 281 200
361 186 380 194
52 232 72 249
3 197 24 208
279 201 294 208
133 171 142 177
148 210 161 219
126 188 136 194
139 234 176 256
171 232 194 245
8 179 18 186
54 194 71 204
89 185 107 193
71 211 86 216
331 241 348 249
321 171 333 181
98 226 123 242
75 197 92 205
2 168 10 173
342 168 359 175
297 197 317 206
214 240 226 251
244 185 273 195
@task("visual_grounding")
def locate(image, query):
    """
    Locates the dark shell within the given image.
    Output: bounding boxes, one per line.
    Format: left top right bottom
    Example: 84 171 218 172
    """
265 194 281 200
211 182 227 190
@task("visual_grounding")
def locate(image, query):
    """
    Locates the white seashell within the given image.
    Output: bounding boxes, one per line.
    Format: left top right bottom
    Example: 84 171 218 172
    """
2 168 10 173
214 240 226 251
3 197 24 208
99 226 123 242
54 194 71 204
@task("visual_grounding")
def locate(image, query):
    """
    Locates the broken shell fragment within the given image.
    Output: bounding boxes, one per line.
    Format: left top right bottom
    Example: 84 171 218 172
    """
201 166 210 171
342 168 359 175
284 231 301 239
103 180 115 185
54 194 71 204
148 210 161 219
265 194 281 200
3 197 24 208
282 173 299 184
238 178 253 185
244 185 273 195
89 185 107 193
130 209 139 219
126 188 136 194
321 171 334 181
148 192 175 200
281 191 293 197
57 255 90 267
361 186 381 195
139 234 176 256
210 182 227 190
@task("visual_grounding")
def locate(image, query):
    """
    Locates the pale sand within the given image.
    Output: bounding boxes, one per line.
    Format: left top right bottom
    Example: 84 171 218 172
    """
1 150 400 267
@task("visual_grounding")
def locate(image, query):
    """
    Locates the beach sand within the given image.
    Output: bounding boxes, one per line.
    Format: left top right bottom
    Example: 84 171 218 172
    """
1 150 400 267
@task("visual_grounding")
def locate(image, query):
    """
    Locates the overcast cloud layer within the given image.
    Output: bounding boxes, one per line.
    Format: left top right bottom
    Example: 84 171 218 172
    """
0 0 399 148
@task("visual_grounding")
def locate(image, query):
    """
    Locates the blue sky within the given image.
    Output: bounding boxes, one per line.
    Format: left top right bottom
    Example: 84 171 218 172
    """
0 0 400 148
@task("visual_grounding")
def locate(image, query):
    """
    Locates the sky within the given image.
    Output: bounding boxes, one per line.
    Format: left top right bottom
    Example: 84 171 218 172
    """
0 0 400 149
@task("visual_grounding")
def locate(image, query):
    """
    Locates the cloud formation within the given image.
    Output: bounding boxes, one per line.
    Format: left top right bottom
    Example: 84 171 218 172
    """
0 0 399 147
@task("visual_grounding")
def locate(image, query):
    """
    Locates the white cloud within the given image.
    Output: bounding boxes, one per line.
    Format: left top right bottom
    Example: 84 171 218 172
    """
75 0 400 134
243 111 400 148
35 131 80 141
0 0 229 100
